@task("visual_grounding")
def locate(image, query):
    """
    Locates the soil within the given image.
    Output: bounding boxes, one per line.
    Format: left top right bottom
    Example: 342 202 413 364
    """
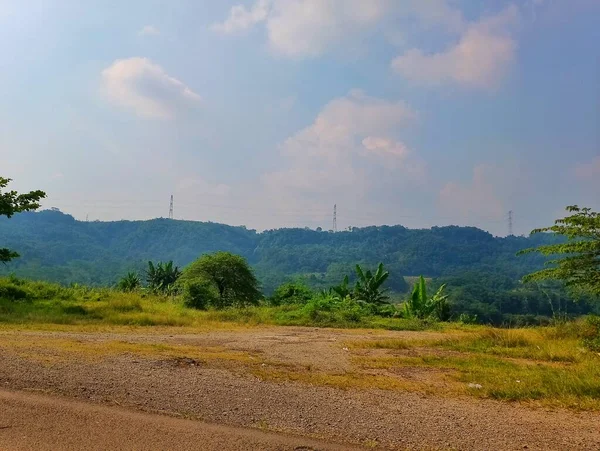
0 326 598 450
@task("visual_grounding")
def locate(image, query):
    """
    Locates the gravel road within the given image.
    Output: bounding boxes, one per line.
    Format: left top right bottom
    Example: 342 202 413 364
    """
1 327 599 450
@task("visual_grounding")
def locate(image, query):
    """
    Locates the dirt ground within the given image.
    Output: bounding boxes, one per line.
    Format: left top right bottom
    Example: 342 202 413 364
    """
1 326 599 450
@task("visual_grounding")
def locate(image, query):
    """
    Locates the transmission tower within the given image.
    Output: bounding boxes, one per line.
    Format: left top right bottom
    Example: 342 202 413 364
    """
169 195 174 220
508 210 514 236
333 204 337 233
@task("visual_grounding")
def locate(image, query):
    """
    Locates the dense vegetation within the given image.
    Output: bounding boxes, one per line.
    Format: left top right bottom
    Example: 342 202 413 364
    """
1 210 598 324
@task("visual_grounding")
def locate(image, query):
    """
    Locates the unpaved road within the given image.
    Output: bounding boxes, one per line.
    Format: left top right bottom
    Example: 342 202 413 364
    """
0 389 357 451
1 326 599 450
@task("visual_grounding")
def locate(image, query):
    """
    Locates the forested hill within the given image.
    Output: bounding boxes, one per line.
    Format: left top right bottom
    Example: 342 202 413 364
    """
1 210 557 293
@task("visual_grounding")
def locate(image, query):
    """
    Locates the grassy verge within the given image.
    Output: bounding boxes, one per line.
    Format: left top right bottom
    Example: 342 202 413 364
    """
348 325 600 410
0 277 429 331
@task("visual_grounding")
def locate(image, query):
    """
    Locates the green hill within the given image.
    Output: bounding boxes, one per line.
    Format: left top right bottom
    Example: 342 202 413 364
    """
2 210 594 324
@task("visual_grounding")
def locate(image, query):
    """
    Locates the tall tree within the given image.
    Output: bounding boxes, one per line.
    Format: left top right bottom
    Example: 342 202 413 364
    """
179 252 261 308
519 206 600 296
0 177 46 263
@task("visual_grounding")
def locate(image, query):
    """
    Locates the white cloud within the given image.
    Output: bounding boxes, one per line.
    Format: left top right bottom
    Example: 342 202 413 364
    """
138 25 160 36
262 90 420 210
212 0 465 58
211 0 271 34
101 57 201 119
265 0 386 57
392 5 520 89
362 136 409 159
439 165 506 221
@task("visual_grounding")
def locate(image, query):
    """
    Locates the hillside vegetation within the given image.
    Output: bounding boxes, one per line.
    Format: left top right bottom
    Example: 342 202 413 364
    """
1 210 597 324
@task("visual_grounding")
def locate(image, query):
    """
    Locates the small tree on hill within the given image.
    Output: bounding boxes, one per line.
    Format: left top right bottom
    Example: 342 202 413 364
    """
519 206 600 296
1 177 46 263
179 252 261 308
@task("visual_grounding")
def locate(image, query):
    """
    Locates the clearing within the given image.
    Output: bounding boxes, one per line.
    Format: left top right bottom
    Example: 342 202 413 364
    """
0 325 599 450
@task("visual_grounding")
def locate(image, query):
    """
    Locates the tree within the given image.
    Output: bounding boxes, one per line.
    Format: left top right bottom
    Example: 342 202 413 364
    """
179 252 261 308
145 261 181 294
519 206 600 296
0 177 46 263
353 263 390 305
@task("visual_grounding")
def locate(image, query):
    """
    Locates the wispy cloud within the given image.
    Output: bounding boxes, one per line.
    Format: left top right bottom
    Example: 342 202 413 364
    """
138 25 160 36
212 0 464 58
262 90 421 212
101 57 201 119
392 5 520 89
211 0 270 34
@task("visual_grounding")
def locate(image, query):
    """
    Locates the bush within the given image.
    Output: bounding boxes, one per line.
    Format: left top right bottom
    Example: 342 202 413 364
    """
269 282 313 306
581 316 600 351
183 280 220 310
0 282 30 301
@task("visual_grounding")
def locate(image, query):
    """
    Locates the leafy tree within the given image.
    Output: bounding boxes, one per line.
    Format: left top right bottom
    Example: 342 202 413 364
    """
145 261 181 294
0 177 46 263
117 272 141 292
403 276 450 320
353 263 390 305
519 206 600 296
179 252 261 308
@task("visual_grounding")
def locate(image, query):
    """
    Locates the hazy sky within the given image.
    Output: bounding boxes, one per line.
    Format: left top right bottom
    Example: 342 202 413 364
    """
1 0 599 235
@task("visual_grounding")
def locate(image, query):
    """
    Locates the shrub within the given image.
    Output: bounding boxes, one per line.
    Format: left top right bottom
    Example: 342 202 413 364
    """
0 282 30 301
183 280 220 310
581 316 600 351
269 282 313 306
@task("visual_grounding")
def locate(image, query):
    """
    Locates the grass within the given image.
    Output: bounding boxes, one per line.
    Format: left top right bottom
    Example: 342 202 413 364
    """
0 277 430 332
3 277 600 411
348 322 600 410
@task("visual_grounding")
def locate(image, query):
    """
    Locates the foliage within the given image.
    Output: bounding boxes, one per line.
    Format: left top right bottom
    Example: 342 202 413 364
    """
402 276 450 321
1 210 591 323
182 280 220 310
580 316 600 351
0 177 46 263
145 261 181 294
179 252 261 308
353 263 390 305
329 275 351 299
520 206 600 296
269 282 313 306
117 272 141 292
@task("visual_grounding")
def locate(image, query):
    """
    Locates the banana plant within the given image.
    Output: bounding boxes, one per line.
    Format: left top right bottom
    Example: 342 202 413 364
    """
353 263 390 305
117 271 141 292
331 275 351 300
403 276 450 321
145 261 181 294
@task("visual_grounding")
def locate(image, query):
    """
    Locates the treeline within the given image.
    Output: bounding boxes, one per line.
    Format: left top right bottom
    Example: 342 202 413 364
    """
1 210 595 325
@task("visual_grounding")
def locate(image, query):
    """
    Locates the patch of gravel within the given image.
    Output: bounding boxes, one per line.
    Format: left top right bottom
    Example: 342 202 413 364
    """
1 347 599 450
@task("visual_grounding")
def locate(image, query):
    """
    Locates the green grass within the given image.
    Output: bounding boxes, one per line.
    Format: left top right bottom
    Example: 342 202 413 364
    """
349 321 600 410
0 277 429 331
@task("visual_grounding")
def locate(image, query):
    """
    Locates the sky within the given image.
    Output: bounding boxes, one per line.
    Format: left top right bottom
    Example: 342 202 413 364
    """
1 0 599 236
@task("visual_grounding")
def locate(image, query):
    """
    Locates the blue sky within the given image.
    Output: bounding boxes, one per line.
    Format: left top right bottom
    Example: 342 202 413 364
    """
1 0 598 236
